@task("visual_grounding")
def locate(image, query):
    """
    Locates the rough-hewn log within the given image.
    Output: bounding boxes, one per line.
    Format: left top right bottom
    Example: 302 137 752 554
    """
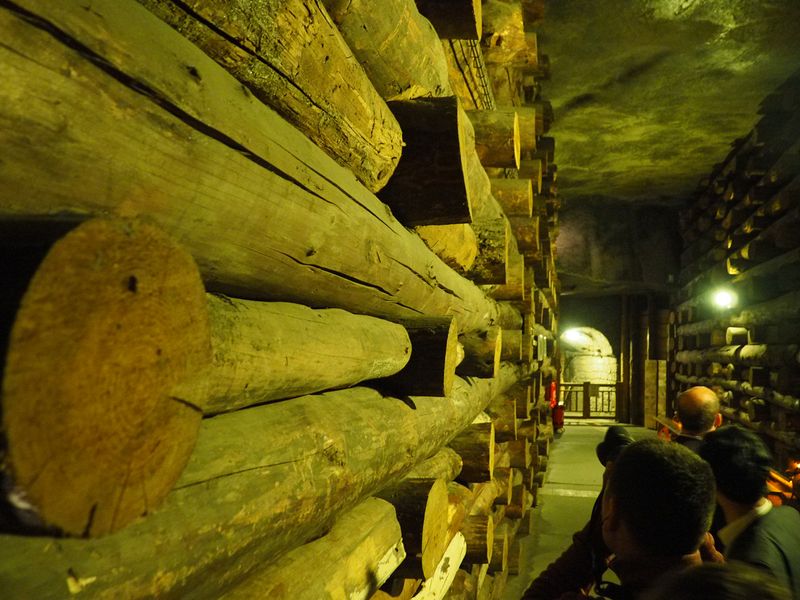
322 0 452 100
414 0 482 39
136 0 402 193
0 369 520 598
486 396 518 442
380 97 474 225
225 497 405 599
376 479 450 578
491 468 515 505
198 297 412 414
471 218 510 284
1 218 211 537
501 329 524 361
509 216 541 257
466 109 521 169
675 345 800 368
442 39 495 112
481 1 535 66
503 439 532 469
497 302 524 330
449 423 495 482
0 0 500 334
416 224 478 274
458 327 502 378
518 159 543 193
404 448 463 482
516 107 538 152
491 178 533 217
507 538 522 575
481 245 526 301
488 530 508 574
461 514 494 564
409 532 467 600
379 317 459 397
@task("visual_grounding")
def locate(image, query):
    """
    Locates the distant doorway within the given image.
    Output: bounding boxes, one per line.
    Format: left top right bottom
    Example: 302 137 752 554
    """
560 327 619 418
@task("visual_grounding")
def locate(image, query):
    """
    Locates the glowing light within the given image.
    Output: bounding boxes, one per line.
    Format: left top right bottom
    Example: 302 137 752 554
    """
563 329 582 342
712 289 737 310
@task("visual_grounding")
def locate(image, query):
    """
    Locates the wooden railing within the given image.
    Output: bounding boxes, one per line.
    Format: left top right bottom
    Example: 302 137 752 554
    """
561 382 619 418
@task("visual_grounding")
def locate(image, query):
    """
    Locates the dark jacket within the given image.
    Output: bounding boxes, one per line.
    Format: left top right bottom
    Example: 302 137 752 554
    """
673 433 704 454
725 505 800 599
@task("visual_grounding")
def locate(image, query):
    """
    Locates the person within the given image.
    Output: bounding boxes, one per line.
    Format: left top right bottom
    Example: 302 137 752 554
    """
522 426 635 599
596 439 716 600
699 425 800 599
641 562 792 600
673 386 722 452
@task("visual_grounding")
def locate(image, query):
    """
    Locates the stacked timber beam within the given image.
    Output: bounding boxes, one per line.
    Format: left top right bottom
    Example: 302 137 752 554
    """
0 1 558 599
673 70 800 471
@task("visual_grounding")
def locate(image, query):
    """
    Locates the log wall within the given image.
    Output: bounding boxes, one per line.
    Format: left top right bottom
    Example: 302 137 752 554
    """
673 71 800 471
0 0 560 598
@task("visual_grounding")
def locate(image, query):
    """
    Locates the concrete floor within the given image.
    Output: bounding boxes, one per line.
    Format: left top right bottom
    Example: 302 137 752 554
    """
502 421 657 600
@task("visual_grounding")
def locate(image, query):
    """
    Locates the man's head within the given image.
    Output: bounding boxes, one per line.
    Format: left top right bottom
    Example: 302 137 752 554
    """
602 439 716 558
698 424 772 505
676 386 721 435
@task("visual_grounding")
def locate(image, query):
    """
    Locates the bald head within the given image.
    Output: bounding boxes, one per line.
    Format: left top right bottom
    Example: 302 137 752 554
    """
676 387 721 436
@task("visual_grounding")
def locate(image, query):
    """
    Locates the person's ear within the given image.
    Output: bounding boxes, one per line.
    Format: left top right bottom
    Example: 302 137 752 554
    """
713 412 722 429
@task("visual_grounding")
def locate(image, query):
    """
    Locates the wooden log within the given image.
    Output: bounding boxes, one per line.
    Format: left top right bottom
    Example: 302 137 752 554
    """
408 532 467 600
442 39 494 111
461 514 494 564
372 578 422 600
1 218 211 537
496 302 524 330
508 383 533 419
224 497 405 599
379 317 459 397
501 329 524 361
380 97 475 225
516 107 538 152
0 0 500 334
449 423 495 482
480 245 525 301
533 100 554 134
481 1 535 66
469 480 503 516
518 159 543 193
675 345 800 368
415 224 478 274
509 216 541 257
507 538 522 575
414 0 482 39
487 530 508 574
404 448 463 482
491 468 515 505
503 439 532 469
0 371 520 598
466 109 521 169
376 479 450 579
136 0 402 193
486 398 518 442
322 0 452 101
197 296 412 414
470 217 510 285
490 178 533 217
458 326 502 378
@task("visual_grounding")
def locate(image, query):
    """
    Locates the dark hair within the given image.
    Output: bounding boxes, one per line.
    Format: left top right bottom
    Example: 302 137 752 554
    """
643 562 792 600
606 439 715 556
676 388 720 434
698 425 772 504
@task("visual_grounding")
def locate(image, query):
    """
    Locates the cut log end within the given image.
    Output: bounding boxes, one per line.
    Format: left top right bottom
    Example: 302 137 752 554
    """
2 218 211 536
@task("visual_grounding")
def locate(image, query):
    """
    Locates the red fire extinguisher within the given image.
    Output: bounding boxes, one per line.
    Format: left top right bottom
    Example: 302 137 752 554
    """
550 381 565 432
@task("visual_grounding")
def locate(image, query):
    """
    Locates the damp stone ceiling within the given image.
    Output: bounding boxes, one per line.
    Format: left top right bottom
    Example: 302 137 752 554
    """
536 0 800 296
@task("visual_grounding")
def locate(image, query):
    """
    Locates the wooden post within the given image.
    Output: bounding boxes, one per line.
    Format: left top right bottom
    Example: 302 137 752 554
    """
466 109 521 169
379 317 460 397
516 107 538 152
470 218 510 285
380 97 475 225
449 423 495 482
458 326 502 378
0 1 500 334
414 0 482 39
415 224 478 274
461 514 494 564
224 498 405 599
0 371 521 598
491 178 533 217
197 296 412 414
136 0 402 193
376 479 450 578
322 0 452 100
1 218 212 537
